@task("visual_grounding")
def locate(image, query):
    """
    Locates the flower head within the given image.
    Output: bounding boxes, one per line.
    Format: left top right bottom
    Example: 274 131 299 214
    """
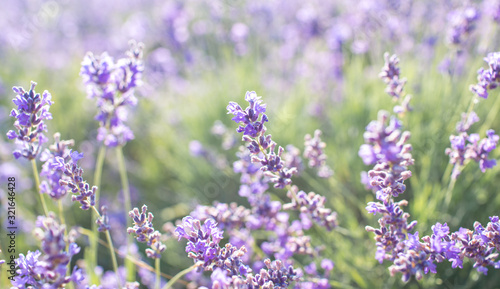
80 41 144 147
7 81 53 160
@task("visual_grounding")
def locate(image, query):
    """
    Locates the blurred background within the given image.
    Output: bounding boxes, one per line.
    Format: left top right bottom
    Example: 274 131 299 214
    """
1 0 500 288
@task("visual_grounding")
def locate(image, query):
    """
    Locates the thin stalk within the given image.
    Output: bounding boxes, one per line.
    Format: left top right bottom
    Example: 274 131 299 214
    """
91 206 122 289
94 145 107 210
78 227 189 284
116 146 135 281
31 159 49 216
155 258 161 289
89 145 106 285
162 263 201 289
440 95 478 207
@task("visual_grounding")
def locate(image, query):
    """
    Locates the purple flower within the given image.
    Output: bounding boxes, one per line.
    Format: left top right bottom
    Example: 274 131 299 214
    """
446 129 499 178
447 5 480 46
58 151 96 210
227 91 268 138
283 186 338 231
228 92 298 189
80 41 144 147
358 111 413 168
470 52 500 99
39 133 75 200
379 52 407 101
12 214 82 288
175 216 251 277
127 205 166 259
6 81 53 160
303 130 333 178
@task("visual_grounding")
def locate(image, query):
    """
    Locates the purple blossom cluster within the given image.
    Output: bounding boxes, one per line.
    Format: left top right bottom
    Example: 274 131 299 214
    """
358 110 413 172
379 53 406 100
227 91 297 189
387 216 500 280
80 41 144 147
175 216 248 273
6 81 53 160
175 216 300 288
447 4 480 46
379 53 412 114
362 51 500 282
303 130 333 178
12 214 83 288
127 205 166 259
39 133 75 200
233 147 269 204
446 128 499 179
56 151 97 211
283 186 338 231
470 52 500 99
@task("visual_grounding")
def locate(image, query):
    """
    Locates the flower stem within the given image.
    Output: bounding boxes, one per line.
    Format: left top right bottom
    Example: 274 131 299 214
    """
92 206 122 289
162 263 201 289
116 146 135 281
89 145 106 284
31 159 49 216
155 257 161 289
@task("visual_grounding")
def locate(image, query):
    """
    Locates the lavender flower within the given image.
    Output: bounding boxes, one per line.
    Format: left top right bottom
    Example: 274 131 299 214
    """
303 130 333 178
379 53 406 100
446 129 499 179
358 110 413 170
447 5 480 46
450 216 500 274
456 111 479 133
80 41 144 147
470 52 500 99
233 146 269 204
283 186 338 231
6 81 53 160
39 133 74 200
227 92 298 189
97 205 111 232
12 214 83 288
127 205 166 259
57 150 96 210
227 91 268 138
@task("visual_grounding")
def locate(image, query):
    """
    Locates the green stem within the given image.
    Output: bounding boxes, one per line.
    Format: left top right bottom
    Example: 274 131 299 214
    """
94 146 106 210
443 174 458 211
31 159 49 216
92 206 122 288
155 258 161 289
89 145 106 285
162 263 201 289
479 91 500 133
116 146 135 281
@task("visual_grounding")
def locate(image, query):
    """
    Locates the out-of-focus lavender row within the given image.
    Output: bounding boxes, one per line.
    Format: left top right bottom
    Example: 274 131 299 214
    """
3 0 500 94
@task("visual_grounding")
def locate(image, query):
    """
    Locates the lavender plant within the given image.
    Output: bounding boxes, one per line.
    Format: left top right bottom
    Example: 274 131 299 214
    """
362 52 500 282
11 214 82 288
6 81 53 215
80 41 145 283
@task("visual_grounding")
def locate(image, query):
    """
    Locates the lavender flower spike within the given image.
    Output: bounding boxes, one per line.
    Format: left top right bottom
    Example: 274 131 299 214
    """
39 133 75 200
80 41 144 147
470 51 500 99
7 81 53 160
12 213 83 287
379 53 406 100
303 129 333 178
128 205 166 258
58 150 96 210
227 92 298 189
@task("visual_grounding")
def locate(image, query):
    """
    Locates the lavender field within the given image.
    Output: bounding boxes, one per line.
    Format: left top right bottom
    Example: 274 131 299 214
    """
2 0 500 288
